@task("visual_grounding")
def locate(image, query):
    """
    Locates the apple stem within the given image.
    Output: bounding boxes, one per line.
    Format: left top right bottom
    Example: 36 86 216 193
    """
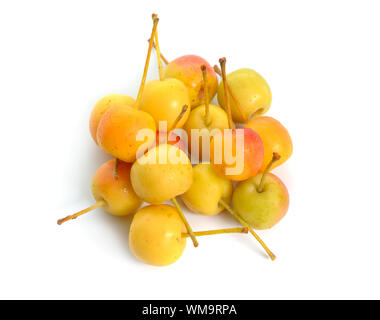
219 58 235 129
57 201 105 225
149 38 169 65
135 16 159 107
214 65 248 123
182 227 248 238
170 104 188 130
201 65 211 126
219 199 276 260
171 197 199 247
151 14 164 81
113 158 119 179
258 152 281 193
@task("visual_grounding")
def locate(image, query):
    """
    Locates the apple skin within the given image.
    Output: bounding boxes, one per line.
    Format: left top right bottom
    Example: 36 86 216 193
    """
89 94 135 144
245 116 293 172
232 172 289 229
155 130 186 153
181 163 233 216
96 105 156 163
130 144 193 204
217 68 271 123
138 78 191 130
91 159 142 216
183 104 229 161
210 128 264 181
129 204 186 266
164 55 218 108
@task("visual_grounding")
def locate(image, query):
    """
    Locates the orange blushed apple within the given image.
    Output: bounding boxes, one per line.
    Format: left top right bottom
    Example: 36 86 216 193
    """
57 159 142 225
92 159 142 216
96 105 156 163
164 55 218 108
89 94 135 144
245 116 293 172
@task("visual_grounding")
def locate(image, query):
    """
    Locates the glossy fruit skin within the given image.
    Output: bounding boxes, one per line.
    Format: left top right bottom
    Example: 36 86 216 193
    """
181 163 233 216
91 159 142 216
232 173 289 229
130 144 193 204
183 104 229 161
89 94 135 144
155 131 186 153
96 105 156 163
217 68 272 123
164 55 218 108
210 128 264 181
245 116 293 172
129 205 186 266
138 79 190 130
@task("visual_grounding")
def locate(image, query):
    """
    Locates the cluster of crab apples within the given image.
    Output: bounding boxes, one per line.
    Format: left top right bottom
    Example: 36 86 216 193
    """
58 14 293 266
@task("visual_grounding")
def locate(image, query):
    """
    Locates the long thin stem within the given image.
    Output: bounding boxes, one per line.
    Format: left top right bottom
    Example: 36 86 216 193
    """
258 152 281 193
214 65 248 123
219 199 276 260
170 104 188 130
57 201 105 225
219 58 235 129
135 17 159 107
201 65 211 126
171 197 198 247
152 14 164 80
182 227 248 238
149 39 169 64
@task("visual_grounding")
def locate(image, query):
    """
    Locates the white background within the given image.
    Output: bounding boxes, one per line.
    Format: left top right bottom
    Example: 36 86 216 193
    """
1 0 379 299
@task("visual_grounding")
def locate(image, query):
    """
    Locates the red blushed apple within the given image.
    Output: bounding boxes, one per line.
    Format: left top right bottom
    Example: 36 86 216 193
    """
163 55 218 108
57 159 142 225
210 128 264 181
91 159 142 216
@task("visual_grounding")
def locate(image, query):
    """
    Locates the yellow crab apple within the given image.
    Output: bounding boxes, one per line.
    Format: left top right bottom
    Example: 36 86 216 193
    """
232 153 289 229
184 65 229 161
89 94 135 144
181 163 232 216
164 55 218 108
217 68 272 123
130 144 193 204
138 78 191 130
245 116 293 172
95 16 159 162
129 204 249 266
